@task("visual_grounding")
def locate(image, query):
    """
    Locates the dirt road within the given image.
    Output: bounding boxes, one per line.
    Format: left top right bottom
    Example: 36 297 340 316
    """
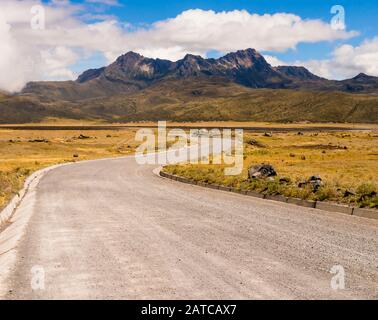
0 156 377 299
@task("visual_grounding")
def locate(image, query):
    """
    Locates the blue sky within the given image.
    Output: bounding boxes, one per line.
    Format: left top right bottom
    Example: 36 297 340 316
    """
66 0 378 77
1 0 377 91
69 0 377 31
120 0 375 30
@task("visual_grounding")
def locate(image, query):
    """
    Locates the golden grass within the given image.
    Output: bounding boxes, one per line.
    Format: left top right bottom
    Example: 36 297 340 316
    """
164 130 378 208
1 124 377 211
0 128 140 210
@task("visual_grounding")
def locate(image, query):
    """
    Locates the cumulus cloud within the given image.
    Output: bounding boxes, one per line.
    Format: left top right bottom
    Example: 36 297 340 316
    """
267 38 378 79
0 2 358 91
264 55 287 67
137 10 356 54
329 38 378 78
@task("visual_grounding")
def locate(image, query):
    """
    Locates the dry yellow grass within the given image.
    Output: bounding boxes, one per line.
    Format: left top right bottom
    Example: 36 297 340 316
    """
165 130 378 208
1 124 377 211
0 128 139 209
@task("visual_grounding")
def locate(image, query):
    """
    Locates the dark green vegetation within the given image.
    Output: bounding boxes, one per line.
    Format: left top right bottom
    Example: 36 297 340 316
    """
1 49 378 124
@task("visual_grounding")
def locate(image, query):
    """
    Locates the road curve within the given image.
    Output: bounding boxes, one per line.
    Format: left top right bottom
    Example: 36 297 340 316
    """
0 156 377 299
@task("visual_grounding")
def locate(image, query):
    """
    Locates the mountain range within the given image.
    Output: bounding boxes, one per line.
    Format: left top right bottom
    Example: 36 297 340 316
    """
1 49 378 123
21 48 378 101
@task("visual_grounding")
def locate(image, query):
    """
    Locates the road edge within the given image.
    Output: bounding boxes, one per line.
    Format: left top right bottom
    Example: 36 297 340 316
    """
0 153 142 231
157 168 378 220
0 163 74 230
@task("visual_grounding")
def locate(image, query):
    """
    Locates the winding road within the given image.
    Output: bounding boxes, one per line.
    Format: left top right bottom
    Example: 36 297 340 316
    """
0 153 377 299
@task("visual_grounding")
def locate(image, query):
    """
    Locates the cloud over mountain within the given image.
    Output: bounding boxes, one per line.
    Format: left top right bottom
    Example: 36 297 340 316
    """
0 1 359 91
268 37 378 80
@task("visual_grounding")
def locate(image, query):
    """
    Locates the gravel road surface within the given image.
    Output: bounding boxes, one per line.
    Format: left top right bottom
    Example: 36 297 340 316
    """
0 156 377 299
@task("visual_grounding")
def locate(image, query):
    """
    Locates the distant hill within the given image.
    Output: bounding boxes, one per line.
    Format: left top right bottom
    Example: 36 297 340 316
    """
1 48 378 124
1 77 378 124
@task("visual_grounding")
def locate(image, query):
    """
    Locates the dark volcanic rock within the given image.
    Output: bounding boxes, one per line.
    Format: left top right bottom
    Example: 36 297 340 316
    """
275 66 322 81
103 52 175 82
248 164 277 179
77 67 105 83
298 175 323 192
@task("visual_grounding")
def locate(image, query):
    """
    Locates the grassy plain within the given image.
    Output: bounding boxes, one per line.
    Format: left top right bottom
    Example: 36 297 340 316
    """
1 124 377 211
164 130 378 208
0 128 139 210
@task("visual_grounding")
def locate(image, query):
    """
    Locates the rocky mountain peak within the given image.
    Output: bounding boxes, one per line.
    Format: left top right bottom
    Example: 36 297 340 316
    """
353 73 371 81
217 49 271 75
115 51 144 64
274 66 322 81
71 48 378 95
182 53 204 61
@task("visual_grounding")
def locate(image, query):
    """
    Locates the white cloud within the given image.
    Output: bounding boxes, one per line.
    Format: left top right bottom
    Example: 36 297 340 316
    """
268 37 378 79
41 46 78 80
0 3 359 91
263 55 287 67
85 0 121 6
330 38 378 77
138 10 356 54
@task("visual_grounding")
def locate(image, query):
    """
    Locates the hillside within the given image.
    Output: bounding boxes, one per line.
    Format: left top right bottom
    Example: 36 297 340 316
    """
82 78 378 123
1 77 378 123
0 48 378 124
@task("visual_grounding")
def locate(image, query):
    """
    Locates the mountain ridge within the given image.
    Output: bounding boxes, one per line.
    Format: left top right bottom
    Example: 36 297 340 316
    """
20 48 378 102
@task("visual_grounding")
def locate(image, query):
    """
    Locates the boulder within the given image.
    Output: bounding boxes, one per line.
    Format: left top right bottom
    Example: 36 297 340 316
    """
246 138 266 148
248 164 277 179
298 175 323 191
308 175 323 191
